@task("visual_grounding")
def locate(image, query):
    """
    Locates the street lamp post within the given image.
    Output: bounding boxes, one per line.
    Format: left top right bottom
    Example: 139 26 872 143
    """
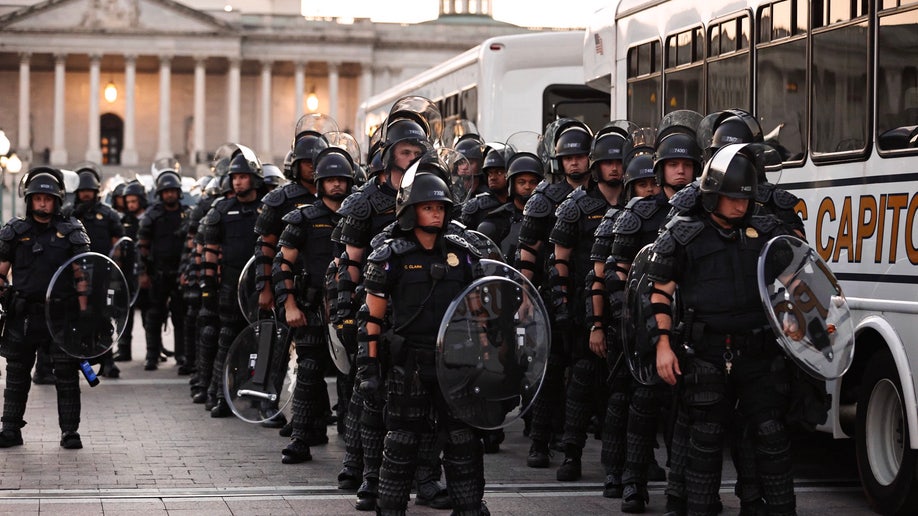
5 154 22 219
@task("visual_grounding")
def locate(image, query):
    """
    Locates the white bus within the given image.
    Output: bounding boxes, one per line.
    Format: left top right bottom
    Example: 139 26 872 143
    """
585 0 918 512
355 30 610 152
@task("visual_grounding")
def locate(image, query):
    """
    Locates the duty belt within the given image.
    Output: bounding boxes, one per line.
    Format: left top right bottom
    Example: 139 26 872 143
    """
699 327 775 355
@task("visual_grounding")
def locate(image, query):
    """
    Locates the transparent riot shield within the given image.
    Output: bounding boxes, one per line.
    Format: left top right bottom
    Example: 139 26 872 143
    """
621 244 665 385
45 252 130 359
757 235 854 380
237 255 260 324
325 298 352 375
294 113 339 142
224 318 295 424
436 275 549 430
464 230 506 262
108 236 140 306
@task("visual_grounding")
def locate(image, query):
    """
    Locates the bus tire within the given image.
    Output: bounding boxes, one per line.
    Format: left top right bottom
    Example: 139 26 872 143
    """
856 351 918 515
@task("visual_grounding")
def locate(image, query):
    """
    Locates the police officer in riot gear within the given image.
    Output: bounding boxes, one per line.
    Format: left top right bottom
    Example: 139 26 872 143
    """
113 180 149 363
200 148 265 417
609 120 703 512
477 149 543 269
333 109 428 508
361 169 488 516
0 167 91 449
64 163 124 379
262 163 285 192
273 146 355 463
460 145 509 231
517 120 593 469
454 135 487 202
550 124 627 482
650 144 796 516
137 170 188 372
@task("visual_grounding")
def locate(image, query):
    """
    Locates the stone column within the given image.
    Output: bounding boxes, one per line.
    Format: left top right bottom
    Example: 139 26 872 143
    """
358 63 373 132
50 54 68 165
227 58 241 143
294 62 305 121
85 54 103 163
327 61 339 122
17 53 30 158
155 55 173 160
122 55 139 165
192 56 207 166
260 60 272 159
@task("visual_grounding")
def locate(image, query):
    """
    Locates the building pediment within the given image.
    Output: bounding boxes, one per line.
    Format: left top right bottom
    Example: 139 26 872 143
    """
0 0 233 34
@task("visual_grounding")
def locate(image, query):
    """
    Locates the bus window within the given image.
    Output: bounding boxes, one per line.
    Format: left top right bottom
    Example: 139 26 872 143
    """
756 0 807 163
664 27 704 114
543 84 611 133
876 6 918 152
707 14 751 113
460 87 477 121
811 3 869 157
627 40 662 128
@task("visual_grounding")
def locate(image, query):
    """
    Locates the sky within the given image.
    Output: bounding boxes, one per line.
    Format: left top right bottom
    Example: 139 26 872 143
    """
300 0 608 28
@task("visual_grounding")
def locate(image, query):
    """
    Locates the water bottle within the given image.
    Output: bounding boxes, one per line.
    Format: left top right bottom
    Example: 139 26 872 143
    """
79 360 100 387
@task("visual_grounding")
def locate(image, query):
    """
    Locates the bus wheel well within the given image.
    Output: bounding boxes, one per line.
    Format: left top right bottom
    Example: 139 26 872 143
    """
838 328 889 435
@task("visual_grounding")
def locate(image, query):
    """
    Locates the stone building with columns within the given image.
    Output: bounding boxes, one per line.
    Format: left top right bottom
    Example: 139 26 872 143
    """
0 0 535 175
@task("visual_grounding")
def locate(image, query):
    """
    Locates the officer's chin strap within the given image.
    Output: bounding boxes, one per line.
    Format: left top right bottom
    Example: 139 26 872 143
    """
418 225 441 235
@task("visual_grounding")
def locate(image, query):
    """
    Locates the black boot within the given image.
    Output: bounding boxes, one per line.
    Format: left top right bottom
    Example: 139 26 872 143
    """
556 446 582 481
527 440 550 468
0 428 23 448
621 483 648 513
354 477 378 511
281 439 312 464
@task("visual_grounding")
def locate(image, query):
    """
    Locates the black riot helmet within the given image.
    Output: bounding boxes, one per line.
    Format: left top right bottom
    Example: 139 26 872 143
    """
455 136 485 167
381 117 428 171
111 182 126 202
154 169 184 198
290 133 329 180
123 180 148 208
554 126 592 159
623 154 656 201
699 143 759 214
367 147 384 177
653 132 703 187
23 166 66 214
395 171 454 232
220 174 233 196
262 163 285 190
314 147 355 199
699 109 764 161
482 146 508 172
282 150 295 180
76 170 101 192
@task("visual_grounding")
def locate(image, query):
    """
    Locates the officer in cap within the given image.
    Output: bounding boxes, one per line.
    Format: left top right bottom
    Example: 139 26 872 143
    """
649 144 796 516
199 147 265 417
517 119 592 470
64 162 124 379
361 168 489 516
273 146 355 463
113 180 150 363
137 169 189 371
0 167 91 449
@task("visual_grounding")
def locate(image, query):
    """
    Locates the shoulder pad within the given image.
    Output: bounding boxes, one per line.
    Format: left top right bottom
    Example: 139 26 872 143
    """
283 182 314 202
281 208 305 225
461 196 482 215
544 181 574 204
389 237 418 256
669 183 700 213
369 228 391 249
629 196 662 220
612 209 641 235
771 187 799 210
145 203 165 220
554 196 582 224
299 203 326 221
0 218 28 241
445 233 482 257
577 189 610 214
338 191 370 219
366 242 393 263
202 202 224 225
652 229 677 257
664 215 705 245
594 208 622 238
748 214 779 235
523 193 554 218
57 217 90 244
261 188 286 208
367 185 396 214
